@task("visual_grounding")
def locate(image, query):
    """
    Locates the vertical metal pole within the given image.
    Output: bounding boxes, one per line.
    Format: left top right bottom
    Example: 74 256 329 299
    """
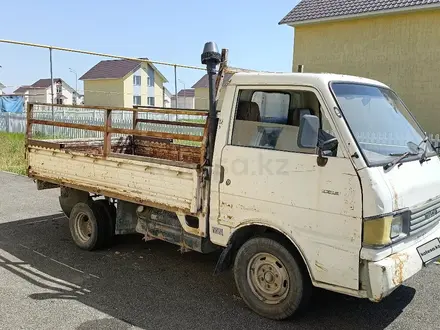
183 81 186 109
174 65 178 108
49 48 54 137
25 103 33 173
201 42 221 168
5 112 9 133
179 79 186 108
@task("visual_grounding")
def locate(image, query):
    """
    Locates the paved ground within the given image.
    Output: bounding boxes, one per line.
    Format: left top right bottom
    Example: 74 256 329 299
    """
0 171 438 330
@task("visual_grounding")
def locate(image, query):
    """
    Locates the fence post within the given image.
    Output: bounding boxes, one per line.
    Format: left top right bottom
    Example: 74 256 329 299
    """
26 103 33 141
103 109 112 157
131 109 138 155
5 112 10 133
24 103 33 171
132 109 138 130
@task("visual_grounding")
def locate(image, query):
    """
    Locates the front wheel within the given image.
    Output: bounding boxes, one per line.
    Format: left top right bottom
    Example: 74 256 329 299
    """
233 236 312 320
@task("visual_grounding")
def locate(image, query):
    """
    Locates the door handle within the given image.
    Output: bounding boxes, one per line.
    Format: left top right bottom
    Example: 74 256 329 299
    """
219 166 225 183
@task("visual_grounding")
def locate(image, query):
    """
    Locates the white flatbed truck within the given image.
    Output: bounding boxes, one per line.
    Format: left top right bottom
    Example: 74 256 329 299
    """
26 42 440 320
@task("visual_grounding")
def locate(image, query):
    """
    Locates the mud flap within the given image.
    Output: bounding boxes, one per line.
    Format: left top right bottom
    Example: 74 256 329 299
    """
214 242 234 275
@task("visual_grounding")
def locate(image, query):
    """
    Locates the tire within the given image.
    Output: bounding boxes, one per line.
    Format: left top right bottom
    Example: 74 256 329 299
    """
94 199 116 246
233 235 312 320
69 201 107 251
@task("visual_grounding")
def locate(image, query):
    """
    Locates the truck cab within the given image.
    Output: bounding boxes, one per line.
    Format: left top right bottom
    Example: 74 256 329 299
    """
207 72 440 319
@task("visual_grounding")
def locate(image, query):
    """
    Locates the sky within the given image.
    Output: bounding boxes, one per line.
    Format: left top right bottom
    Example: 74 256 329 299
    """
0 0 299 95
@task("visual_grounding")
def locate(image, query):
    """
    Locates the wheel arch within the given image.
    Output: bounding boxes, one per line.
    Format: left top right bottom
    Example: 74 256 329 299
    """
214 223 313 282
59 186 91 218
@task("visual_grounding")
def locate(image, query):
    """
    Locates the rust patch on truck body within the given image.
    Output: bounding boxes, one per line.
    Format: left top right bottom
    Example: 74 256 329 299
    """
391 253 409 286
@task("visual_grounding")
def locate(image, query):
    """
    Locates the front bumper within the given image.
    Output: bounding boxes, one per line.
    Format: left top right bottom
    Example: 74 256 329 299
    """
363 223 440 302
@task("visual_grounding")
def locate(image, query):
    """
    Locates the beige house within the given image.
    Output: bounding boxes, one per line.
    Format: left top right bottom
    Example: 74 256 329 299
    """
80 58 168 108
279 0 440 134
14 78 81 105
191 73 233 110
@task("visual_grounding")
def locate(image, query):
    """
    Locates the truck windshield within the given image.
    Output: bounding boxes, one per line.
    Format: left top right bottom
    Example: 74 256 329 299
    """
330 82 434 166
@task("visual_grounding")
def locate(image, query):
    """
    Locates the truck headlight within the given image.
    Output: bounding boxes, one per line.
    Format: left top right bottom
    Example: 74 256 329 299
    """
363 212 408 247
390 215 404 239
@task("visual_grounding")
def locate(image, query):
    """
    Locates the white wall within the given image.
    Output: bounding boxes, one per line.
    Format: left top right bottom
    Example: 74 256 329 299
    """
18 81 83 105
164 92 172 108
172 95 195 109
77 94 84 104
26 88 48 103
46 81 76 105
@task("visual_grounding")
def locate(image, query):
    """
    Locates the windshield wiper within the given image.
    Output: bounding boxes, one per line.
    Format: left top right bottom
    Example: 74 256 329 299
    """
383 137 428 171
383 151 416 170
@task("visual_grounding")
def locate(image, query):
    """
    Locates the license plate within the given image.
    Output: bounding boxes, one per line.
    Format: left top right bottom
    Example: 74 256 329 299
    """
417 238 440 265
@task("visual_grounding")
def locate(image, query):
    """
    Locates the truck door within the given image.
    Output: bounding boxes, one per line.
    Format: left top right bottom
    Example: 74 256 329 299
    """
215 85 362 290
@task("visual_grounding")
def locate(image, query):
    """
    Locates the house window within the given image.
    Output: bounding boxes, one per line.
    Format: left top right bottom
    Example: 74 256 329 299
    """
147 76 154 87
133 96 141 105
56 97 63 105
133 75 141 86
56 85 62 93
147 66 155 87
147 97 155 106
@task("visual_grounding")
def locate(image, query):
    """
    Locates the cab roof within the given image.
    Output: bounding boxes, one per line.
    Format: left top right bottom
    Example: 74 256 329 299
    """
228 72 389 89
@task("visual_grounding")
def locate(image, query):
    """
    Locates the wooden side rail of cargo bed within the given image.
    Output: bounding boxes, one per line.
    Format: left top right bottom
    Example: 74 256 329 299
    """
25 102 209 165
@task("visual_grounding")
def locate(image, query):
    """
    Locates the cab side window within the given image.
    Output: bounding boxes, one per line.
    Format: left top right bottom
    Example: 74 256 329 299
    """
231 89 337 156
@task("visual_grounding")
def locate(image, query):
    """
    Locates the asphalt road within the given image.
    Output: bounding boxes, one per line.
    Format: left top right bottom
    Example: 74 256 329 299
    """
0 171 438 330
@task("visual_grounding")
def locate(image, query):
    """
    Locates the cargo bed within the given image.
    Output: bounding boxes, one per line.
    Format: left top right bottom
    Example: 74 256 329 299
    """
25 103 209 215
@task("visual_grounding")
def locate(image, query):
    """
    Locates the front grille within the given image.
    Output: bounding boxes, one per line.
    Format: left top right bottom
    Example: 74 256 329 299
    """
410 197 440 236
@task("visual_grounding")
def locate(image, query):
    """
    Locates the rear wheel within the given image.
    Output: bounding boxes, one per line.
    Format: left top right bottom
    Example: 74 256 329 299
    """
233 236 312 320
69 202 108 251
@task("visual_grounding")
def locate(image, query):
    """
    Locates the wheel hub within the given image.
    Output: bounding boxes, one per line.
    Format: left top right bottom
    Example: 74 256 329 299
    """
247 252 290 304
264 272 274 283
75 212 92 242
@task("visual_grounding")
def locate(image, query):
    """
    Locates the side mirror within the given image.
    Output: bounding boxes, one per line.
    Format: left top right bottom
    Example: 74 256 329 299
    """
297 114 319 148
